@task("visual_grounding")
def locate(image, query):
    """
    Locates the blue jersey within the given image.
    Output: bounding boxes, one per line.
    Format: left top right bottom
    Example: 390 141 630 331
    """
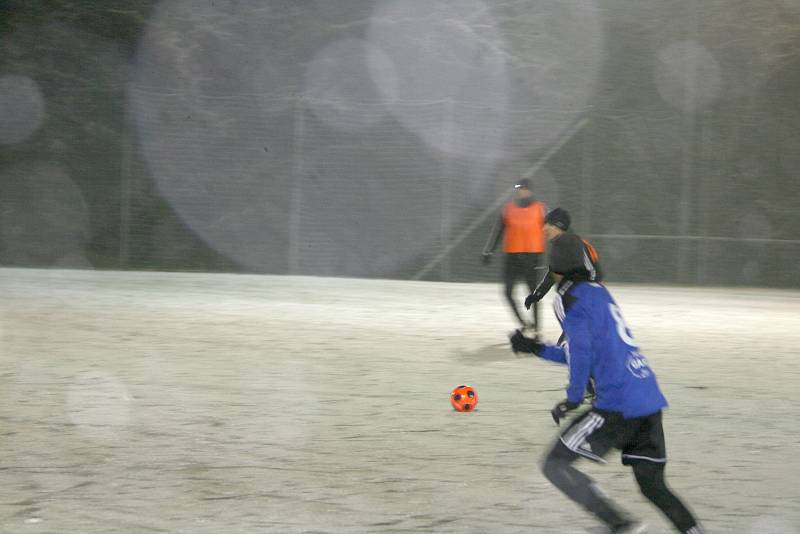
539 280 668 419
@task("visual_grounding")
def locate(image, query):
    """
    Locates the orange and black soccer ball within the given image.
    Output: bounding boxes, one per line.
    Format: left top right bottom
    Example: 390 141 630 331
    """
450 385 478 412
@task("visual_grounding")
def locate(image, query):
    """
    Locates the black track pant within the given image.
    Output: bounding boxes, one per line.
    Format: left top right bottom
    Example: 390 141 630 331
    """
541 441 701 533
503 252 545 328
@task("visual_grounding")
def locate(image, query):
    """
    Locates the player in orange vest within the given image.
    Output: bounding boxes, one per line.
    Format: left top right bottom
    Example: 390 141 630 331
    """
482 178 547 331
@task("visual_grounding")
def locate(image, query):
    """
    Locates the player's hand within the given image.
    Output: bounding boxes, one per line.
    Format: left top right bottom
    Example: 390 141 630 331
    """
510 329 544 355
481 252 492 265
550 399 580 425
524 288 546 309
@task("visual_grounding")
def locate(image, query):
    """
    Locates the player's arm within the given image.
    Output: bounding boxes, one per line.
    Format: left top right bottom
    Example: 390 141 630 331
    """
561 306 593 404
481 214 504 257
538 339 568 363
509 330 567 363
525 272 554 309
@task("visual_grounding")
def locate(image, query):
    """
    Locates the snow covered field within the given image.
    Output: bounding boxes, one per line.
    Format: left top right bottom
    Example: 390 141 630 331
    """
1 268 798 533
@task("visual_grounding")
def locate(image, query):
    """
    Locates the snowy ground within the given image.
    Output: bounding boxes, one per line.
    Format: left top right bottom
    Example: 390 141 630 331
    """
1 268 799 534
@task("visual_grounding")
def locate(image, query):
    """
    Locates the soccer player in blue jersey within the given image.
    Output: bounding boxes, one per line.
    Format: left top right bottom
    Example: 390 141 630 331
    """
510 233 703 534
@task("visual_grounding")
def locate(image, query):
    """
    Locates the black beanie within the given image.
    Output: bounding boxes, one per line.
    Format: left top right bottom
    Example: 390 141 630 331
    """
548 233 587 275
544 208 571 231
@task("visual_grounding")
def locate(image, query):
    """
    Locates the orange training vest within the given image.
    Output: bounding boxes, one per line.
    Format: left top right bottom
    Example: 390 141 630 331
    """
502 200 546 253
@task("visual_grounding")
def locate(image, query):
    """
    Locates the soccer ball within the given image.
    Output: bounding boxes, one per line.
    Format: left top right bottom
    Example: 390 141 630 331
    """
450 385 478 412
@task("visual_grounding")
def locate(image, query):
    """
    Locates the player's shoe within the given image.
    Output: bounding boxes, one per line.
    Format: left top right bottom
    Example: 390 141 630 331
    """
613 522 648 533
586 522 648 534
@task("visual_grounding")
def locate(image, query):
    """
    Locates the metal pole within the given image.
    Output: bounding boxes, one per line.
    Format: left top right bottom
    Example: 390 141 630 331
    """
288 97 306 275
676 4 699 284
439 99 455 281
119 88 132 269
580 118 593 234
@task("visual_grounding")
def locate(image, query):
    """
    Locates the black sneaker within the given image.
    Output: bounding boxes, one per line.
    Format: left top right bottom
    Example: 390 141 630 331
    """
613 522 648 533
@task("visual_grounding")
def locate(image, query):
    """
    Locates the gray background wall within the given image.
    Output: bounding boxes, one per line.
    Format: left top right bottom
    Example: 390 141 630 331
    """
1 0 798 287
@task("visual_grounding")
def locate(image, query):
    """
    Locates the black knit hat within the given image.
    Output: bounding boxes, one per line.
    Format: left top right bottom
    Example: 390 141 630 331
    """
548 233 587 275
514 178 532 189
545 208 571 231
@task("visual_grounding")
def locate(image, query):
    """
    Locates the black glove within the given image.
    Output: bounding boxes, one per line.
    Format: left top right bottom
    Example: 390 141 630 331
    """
510 329 544 355
550 399 580 425
524 287 547 309
481 252 492 265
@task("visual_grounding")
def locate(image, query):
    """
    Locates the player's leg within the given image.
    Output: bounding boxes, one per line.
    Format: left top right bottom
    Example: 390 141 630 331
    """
540 411 638 531
631 462 702 533
503 253 527 327
624 412 703 533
